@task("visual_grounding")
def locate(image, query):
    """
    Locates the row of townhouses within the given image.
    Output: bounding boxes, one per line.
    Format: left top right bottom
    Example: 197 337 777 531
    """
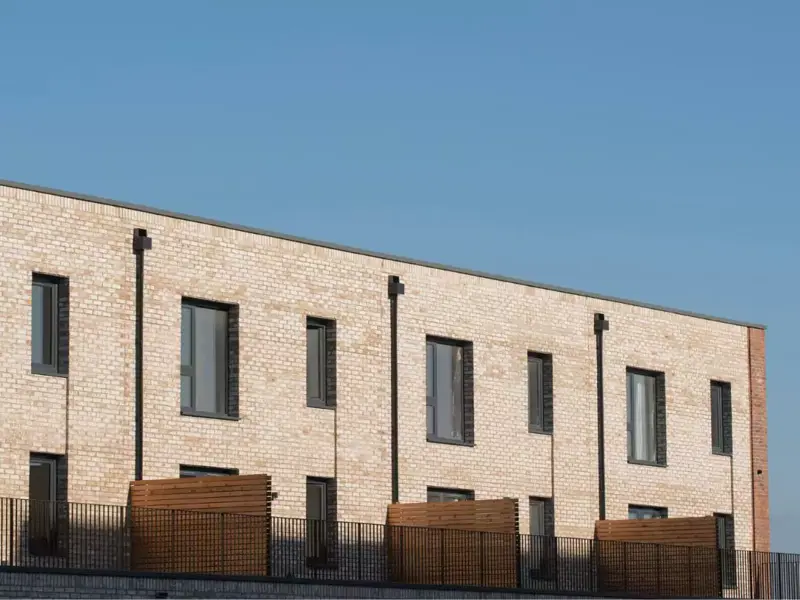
0 181 770 554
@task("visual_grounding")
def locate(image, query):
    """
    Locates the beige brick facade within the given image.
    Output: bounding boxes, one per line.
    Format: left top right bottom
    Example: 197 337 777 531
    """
0 182 767 548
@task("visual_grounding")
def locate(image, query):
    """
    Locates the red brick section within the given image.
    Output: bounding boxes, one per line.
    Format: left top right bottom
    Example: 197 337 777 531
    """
748 328 770 552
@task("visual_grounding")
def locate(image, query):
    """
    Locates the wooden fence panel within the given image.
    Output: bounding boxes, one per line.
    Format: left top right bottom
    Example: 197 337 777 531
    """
386 498 519 588
129 475 271 576
595 516 721 598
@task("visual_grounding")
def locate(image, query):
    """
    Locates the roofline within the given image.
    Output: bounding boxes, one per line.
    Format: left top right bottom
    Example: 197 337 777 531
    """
0 178 766 330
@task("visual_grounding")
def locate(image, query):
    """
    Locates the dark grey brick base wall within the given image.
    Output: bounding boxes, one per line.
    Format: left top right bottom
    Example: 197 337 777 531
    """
0 571 599 599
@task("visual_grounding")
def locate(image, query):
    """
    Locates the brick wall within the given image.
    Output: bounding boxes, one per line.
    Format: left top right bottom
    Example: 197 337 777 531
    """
0 183 766 546
748 328 770 552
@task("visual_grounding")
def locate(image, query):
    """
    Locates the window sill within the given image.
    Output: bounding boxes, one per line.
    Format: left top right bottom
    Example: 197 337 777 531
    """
529 427 553 436
180 409 240 421
427 436 474 448
307 401 336 411
627 459 667 468
31 365 67 378
712 449 733 457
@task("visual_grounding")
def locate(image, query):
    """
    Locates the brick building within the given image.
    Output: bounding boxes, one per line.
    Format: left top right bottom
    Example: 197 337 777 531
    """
0 180 769 552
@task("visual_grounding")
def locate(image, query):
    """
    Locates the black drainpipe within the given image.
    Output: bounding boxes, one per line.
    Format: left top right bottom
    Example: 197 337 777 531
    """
388 275 405 504
594 312 610 520
133 228 152 481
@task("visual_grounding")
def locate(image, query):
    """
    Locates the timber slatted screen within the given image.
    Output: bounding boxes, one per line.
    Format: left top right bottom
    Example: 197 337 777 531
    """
595 516 721 598
386 498 519 587
129 475 271 576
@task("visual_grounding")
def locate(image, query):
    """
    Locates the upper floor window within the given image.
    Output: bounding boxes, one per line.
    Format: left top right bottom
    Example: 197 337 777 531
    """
426 337 474 445
711 381 733 455
528 353 553 434
628 505 668 519
427 487 474 503
307 317 336 408
181 298 239 418
627 368 667 465
32 274 69 376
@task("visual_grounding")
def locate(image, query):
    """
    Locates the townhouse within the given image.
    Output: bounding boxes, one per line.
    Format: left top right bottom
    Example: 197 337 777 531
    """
0 181 769 554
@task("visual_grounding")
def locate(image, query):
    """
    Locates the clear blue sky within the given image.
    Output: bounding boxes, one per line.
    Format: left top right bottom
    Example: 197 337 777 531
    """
1 1 797 551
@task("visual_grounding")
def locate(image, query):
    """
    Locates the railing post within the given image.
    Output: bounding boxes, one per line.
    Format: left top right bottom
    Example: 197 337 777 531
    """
357 522 362 581
9 498 14 567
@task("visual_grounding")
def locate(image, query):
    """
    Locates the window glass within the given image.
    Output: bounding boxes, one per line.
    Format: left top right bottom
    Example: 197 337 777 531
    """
307 325 322 402
32 282 55 366
628 371 657 462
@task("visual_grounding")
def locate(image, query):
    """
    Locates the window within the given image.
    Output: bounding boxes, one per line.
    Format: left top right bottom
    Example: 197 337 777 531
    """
711 381 732 455
29 454 67 557
716 513 737 588
627 368 666 465
628 505 668 519
307 318 336 408
31 274 69 375
529 497 556 580
427 487 474 503
179 465 238 478
528 353 553 434
426 337 474 444
181 299 239 418
306 477 337 568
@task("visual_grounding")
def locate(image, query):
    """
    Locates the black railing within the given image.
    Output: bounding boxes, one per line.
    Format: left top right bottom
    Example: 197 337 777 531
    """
0 497 797 599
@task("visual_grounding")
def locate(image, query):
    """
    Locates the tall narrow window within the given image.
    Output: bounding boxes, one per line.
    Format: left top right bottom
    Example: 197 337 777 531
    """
529 497 556 580
306 477 337 568
427 487 474 502
426 337 473 444
716 513 737 588
711 381 733 455
528 353 553 434
31 274 69 375
628 505 668 519
181 299 238 418
307 318 336 408
627 368 666 465
29 454 65 557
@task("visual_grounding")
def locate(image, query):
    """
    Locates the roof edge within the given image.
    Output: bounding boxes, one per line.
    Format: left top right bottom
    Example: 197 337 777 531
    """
0 179 766 330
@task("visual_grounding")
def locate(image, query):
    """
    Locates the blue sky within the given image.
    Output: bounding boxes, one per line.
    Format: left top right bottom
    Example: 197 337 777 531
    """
1 1 797 551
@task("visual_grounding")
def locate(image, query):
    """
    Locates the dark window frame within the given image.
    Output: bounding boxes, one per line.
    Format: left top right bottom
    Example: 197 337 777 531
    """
28 453 68 558
426 336 474 447
715 513 737 588
179 465 239 478
31 273 69 377
306 477 338 569
529 497 556 581
628 504 668 519
306 317 336 409
426 487 475 503
626 367 667 467
528 352 553 434
711 381 733 455
180 297 239 420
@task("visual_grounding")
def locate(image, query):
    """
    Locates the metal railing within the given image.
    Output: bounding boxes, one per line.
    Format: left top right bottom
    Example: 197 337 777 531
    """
0 497 797 598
